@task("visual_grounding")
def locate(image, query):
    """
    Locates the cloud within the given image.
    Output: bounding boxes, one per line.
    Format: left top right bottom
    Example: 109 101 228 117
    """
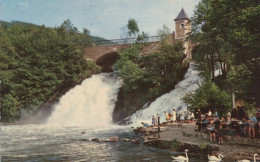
17 2 29 7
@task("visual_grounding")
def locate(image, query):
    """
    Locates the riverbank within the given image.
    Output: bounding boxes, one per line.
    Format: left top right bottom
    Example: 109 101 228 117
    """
134 123 260 161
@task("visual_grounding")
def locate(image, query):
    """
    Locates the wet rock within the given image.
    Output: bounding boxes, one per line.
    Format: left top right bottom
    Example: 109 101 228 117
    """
131 139 140 143
91 138 101 142
122 138 131 142
109 136 119 142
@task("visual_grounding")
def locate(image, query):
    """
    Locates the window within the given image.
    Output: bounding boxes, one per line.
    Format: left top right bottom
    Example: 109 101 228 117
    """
181 24 184 28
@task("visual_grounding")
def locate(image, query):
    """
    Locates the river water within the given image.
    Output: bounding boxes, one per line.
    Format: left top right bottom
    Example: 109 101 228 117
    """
0 125 210 161
0 65 213 161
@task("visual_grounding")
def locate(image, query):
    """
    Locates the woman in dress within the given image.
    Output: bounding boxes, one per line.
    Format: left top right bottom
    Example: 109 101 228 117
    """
172 109 177 123
152 115 157 126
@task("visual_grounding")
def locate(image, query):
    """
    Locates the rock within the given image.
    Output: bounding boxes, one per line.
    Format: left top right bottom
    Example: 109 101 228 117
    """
131 139 140 143
91 138 101 142
82 132 86 134
122 138 131 142
109 136 119 142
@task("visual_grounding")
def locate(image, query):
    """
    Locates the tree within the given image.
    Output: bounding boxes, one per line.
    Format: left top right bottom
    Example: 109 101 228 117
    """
157 25 170 42
120 25 129 44
188 0 260 110
0 20 100 122
136 31 149 43
127 18 139 44
183 81 231 116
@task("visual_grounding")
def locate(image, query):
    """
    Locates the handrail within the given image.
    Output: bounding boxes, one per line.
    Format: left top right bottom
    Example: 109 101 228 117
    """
89 36 163 46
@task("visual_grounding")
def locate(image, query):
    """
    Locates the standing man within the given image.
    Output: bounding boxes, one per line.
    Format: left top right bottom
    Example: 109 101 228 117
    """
196 108 202 132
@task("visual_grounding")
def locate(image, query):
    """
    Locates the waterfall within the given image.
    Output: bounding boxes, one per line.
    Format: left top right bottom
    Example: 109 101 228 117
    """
46 73 121 127
128 64 201 126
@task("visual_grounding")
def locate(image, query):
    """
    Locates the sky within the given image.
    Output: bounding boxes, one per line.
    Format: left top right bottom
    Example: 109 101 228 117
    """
0 0 200 39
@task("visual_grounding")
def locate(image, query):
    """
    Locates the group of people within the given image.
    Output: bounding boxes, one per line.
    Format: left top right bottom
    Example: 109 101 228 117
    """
196 107 260 144
141 106 260 145
163 110 195 124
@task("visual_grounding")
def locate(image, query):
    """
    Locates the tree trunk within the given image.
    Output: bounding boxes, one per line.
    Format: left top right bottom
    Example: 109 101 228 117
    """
210 53 215 81
231 88 236 109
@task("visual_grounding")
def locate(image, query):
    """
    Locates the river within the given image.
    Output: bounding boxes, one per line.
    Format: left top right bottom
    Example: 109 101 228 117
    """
0 64 211 162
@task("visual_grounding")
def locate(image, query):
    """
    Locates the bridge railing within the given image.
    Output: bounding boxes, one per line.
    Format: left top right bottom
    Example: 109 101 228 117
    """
90 36 162 46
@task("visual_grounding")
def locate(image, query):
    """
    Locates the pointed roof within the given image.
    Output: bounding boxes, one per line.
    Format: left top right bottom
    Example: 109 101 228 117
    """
174 8 190 21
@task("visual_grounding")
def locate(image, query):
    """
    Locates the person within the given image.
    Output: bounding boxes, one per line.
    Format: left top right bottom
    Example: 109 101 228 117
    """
213 117 221 129
227 112 231 123
237 106 246 120
141 122 150 128
241 117 249 137
168 112 172 121
191 112 195 124
208 109 212 116
196 108 202 131
248 114 257 138
216 124 225 145
152 116 157 126
230 118 241 136
257 109 260 133
157 114 160 125
180 111 185 123
207 119 216 143
214 110 219 119
201 116 208 130
172 109 177 123
186 111 191 123
220 117 228 129
165 111 170 123
231 108 239 119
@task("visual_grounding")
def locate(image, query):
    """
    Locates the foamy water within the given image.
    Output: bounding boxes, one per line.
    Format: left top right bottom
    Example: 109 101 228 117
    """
128 64 201 126
46 73 122 128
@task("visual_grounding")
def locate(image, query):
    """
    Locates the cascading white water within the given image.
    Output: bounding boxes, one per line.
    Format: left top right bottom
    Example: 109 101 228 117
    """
46 73 121 127
128 63 201 126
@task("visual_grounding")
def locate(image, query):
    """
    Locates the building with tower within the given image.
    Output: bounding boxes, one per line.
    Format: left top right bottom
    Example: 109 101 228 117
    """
174 8 192 59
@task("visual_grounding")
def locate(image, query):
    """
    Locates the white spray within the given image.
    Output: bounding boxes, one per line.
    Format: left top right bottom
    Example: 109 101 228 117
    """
128 64 201 126
46 73 121 128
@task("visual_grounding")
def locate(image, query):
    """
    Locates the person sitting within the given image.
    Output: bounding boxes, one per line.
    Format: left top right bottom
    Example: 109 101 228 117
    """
141 122 150 128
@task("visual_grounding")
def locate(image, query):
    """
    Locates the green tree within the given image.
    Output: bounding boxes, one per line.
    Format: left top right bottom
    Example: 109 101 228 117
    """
127 18 139 43
0 20 100 122
157 25 170 42
183 81 231 116
188 0 260 109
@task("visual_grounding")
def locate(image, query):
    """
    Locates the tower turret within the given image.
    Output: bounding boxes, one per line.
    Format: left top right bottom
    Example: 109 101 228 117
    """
174 8 191 40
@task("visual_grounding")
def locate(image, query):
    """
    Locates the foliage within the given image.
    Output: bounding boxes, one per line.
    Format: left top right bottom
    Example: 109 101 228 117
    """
183 81 231 116
0 20 100 122
114 41 188 119
136 31 149 43
157 25 170 42
199 143 208 150
186 0 260 109
127 18 139 38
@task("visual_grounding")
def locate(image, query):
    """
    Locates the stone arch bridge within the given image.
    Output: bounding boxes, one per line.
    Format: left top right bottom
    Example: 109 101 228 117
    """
84 36 173 72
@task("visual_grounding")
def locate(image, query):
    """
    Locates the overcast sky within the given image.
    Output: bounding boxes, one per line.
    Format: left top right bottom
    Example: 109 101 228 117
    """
0 0 200 39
